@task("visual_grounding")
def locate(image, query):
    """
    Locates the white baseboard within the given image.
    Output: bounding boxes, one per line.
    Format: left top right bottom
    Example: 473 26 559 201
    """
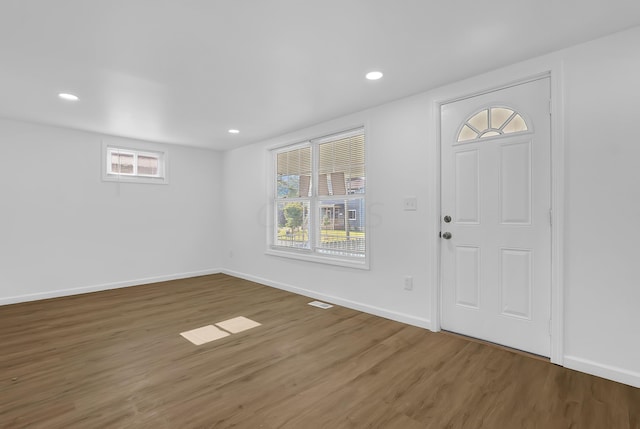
222 269 432 330
0 268 222 306
564 355 640 388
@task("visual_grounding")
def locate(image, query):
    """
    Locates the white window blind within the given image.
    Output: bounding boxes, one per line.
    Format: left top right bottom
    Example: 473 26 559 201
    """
276 146 312 198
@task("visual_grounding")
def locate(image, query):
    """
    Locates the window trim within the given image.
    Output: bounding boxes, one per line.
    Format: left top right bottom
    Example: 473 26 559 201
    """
266 125 369 270
101 140 169 184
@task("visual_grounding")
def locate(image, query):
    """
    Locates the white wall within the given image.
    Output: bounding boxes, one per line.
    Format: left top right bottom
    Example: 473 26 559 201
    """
561 28 640 385
0 118 223 304
222 96 434 328
222 26 640 387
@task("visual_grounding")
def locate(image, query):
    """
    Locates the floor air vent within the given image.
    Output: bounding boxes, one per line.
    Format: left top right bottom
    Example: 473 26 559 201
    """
308 300 333 309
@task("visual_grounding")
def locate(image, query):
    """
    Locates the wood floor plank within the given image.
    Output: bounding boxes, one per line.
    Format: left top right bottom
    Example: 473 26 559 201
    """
1 274 638 428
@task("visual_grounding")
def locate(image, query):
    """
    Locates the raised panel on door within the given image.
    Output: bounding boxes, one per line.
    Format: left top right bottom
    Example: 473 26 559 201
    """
500 140 532 225
500 248 533 319
454 149 480 224
455 246 480 309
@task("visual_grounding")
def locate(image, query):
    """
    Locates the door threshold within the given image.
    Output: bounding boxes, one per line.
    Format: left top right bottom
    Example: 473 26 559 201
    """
440 330 550 363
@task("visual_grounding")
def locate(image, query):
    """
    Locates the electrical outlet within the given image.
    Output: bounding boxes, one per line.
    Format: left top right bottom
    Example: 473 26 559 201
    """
404 276 413 290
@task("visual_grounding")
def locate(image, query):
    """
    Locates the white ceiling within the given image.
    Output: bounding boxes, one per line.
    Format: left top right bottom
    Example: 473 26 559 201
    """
1 1 639 151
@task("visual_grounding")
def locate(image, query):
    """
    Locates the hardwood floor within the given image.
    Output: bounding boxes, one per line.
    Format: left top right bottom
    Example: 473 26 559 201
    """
1 274 638 428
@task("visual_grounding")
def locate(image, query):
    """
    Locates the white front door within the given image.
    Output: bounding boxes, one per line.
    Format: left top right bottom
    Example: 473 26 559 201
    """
440 78 551 356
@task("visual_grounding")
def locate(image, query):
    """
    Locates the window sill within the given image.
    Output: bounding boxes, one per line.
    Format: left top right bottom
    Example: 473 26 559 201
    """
265 247 369 270
102 174 169 185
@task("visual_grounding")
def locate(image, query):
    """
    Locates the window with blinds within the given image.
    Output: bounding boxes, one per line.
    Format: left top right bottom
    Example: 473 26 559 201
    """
108 148 162 177
102 141 169 184
272 128 366 265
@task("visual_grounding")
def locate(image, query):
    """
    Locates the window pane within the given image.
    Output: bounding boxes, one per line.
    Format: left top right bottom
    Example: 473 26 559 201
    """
502 114 528 133
317 198 365 257
277 147 312 197
481 131 500 137
468 109 488 131
491 107 514 129
457 125 477 142
111 153 134 174
138 155 159 176
318 133 365 195
276 201 310 249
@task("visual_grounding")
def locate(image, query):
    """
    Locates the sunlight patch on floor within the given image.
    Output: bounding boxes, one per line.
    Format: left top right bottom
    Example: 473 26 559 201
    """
180 325 230 345
180 316 262 345
215 316 262 333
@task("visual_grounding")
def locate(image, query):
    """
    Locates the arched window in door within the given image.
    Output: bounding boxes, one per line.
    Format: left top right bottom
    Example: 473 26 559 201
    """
457 107 528 142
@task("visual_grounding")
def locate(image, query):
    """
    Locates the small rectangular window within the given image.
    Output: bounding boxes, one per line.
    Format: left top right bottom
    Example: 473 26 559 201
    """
103 143 168 184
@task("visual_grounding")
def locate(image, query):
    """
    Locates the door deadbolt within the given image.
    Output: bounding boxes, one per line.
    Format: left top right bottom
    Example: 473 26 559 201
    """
443 215 452 223
442 232 452 240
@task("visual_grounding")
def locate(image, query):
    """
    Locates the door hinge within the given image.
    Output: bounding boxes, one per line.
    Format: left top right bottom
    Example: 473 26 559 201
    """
548 319 552 336
549 209 553 226
548 99 552 116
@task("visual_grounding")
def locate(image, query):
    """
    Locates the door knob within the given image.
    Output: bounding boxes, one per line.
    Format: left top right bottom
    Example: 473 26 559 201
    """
443 215 452 223
442 232 452 240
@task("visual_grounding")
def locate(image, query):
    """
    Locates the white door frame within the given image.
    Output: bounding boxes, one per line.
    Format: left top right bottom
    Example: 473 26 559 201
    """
430 65 565 365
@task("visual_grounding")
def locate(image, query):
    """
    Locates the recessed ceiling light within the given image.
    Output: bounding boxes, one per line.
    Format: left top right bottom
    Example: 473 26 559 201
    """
365 71 383 80
58 93 79 101
228 129 240 134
